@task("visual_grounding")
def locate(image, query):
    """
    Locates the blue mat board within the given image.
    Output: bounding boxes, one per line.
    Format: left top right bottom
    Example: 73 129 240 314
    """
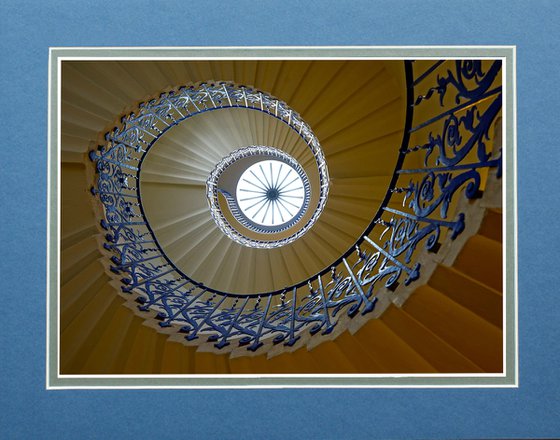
1 0 559 438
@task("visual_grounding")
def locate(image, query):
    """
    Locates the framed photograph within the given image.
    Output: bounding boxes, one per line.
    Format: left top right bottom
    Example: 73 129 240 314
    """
47 47 516 388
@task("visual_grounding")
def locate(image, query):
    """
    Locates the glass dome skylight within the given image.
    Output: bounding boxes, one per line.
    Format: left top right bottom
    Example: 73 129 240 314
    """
236 160 305 227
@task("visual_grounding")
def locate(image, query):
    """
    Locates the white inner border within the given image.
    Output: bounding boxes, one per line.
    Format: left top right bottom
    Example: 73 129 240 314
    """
47 46 518 390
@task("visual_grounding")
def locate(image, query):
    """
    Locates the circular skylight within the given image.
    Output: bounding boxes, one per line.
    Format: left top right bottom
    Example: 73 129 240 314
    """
206 144 327 248
236 160 305 227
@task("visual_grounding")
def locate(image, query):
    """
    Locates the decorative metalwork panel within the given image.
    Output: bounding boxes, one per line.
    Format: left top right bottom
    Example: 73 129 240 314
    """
89 63 502 355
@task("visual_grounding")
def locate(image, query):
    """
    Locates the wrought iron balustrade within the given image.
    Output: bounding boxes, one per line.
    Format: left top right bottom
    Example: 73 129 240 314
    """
89 60 503 355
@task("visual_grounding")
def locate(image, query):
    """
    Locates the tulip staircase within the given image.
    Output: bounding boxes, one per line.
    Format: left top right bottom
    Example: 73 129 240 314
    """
60 59 503 374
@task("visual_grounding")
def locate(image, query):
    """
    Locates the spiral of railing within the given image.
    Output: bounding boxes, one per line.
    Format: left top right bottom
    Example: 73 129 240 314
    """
89 60 502 354
206 145 317 246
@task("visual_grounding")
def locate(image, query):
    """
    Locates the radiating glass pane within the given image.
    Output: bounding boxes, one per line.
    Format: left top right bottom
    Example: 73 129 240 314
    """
236 160 305 227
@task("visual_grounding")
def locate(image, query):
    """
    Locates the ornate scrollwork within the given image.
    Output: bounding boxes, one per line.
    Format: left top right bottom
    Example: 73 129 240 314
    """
414 60 501 107
418 96 502 169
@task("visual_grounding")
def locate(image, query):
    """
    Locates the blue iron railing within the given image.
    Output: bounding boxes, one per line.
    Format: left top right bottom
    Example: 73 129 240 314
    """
89 60 502 354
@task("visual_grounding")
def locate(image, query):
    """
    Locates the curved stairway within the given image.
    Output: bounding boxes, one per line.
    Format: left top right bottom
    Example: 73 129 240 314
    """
60 59 503 374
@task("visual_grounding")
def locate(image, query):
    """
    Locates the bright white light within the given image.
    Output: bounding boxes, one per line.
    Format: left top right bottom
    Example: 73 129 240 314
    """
236 160 305 227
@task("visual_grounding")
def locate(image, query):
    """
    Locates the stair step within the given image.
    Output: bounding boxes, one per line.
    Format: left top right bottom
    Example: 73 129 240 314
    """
114 315 149 375
276 245 309 287
453 234 502 292
352 318 438 373
304 63 385 130
288 61 347 119
62 100 112 133
192 351 230 374
61 225 97 251
319 97 402 160
277 346 321 373
122 324 163 374
428 264 502 328
62 150 86 164
260 353 296 374
310 340 360 373
380 305 484 373
62 63 127 116
60 89 117 133
60 259 109 331
61 163 96 238
211 241 244 292
80 301 137 374
402 284 502 372
61 235 100 285
289 239 325 281
478 208 502 243
330 175 392 202
229 355 257 374
296 231 335 270
160 342 195 374
334 331 388 373
315 211 362 243
76 62 147 105
314 69 400 139
327 195 378 222
60 283 120 373
257 346 322 374
267 60 312 108
61 119 101 140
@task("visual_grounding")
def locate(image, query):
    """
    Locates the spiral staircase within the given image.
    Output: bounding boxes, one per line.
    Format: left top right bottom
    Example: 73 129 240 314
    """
59 58 503 375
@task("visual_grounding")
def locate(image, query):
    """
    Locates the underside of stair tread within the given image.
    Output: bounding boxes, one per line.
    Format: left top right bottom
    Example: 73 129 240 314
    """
122 324 164 374
453 234 503 293
380 305 485 373
80 303 138 374
352 318 439 373
478 208 503 243
333 331 388 373
401 284 502 372
428 264 502 328
60 259 110 331
61 284 122 373
61 235 100 285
